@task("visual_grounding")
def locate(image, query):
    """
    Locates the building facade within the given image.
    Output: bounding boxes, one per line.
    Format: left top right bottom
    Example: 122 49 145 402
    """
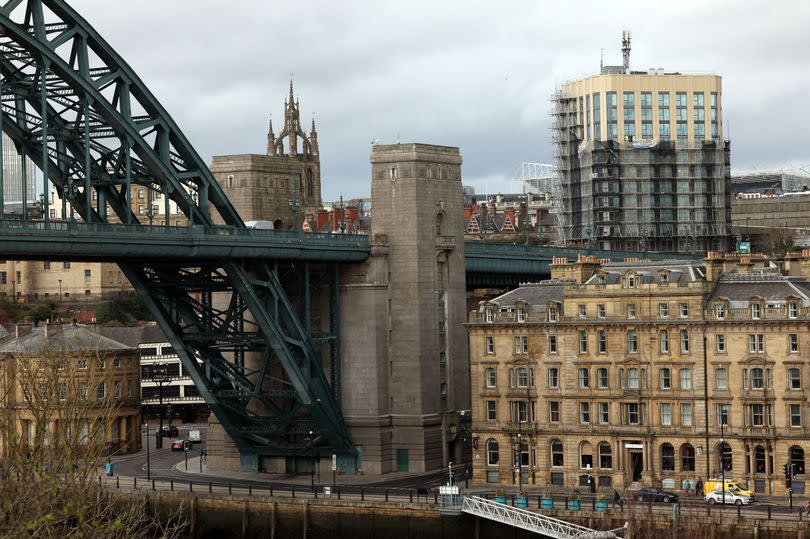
553 50 731 253
469 252 810 495
0 259 129 302
0 324 141 454
211 80 322 229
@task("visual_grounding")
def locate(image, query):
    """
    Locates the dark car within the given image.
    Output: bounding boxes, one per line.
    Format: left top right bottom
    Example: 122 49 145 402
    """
633 488 679 503
157 425 179 438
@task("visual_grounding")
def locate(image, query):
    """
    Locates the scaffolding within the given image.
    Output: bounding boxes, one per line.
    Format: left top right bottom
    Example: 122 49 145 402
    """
551 88 582 244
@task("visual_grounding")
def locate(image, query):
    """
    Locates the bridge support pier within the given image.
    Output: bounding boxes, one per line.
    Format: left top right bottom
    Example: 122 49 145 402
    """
240 453 259 473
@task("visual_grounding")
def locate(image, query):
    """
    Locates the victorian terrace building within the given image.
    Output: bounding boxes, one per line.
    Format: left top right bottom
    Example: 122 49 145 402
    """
469 252 810 496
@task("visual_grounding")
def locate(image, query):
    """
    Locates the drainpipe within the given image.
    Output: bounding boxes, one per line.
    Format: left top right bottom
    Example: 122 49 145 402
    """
703 330 710 479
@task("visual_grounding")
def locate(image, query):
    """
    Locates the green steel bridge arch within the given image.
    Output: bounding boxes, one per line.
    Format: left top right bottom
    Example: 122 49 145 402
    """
0 0 352 466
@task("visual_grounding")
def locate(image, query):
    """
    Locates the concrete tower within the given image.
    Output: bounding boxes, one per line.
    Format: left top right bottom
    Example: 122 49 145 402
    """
340 143 469 473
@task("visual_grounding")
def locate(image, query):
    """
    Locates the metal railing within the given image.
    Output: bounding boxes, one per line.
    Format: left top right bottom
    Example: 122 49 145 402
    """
461 495 610 539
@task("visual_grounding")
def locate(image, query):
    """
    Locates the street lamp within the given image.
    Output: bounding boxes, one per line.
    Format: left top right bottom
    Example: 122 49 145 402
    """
151 363 172 449
718 403 729 506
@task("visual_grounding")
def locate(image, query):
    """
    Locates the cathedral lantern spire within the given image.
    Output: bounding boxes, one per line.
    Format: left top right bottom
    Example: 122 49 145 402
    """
266 114 275 155
310 114 319 155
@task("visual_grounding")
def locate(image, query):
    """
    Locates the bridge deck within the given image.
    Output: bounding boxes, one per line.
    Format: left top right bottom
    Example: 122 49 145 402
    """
0 220 370 262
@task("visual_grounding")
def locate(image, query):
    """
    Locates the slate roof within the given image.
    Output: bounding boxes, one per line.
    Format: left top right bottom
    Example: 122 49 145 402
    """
484 281 564 311
0 324 133 354
707 275 810 308
584 261 706 285
95 325 168 348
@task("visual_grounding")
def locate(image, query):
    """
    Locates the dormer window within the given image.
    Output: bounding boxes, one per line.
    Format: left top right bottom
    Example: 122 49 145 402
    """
751 303 761 320
715 303 725 320
627 273 636 289
548 305 558 322
659 272 669 284
517 307 525 323
789 302 798 319
485 308 493 323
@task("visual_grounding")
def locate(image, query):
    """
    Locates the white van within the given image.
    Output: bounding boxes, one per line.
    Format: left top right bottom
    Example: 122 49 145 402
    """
244 220 275 230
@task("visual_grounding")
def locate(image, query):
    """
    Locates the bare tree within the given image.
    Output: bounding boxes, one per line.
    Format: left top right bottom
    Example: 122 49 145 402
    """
0 344 186 538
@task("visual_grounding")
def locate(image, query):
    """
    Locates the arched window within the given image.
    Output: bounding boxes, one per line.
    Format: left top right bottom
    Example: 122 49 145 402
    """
435 212 445 236
598 442 612 469
681 444 695 471
791 446 805 475
551 440 564 467
718 442 733 472
754 445 766 474
486 439 499 466
580 441 593 469
661 443 675 471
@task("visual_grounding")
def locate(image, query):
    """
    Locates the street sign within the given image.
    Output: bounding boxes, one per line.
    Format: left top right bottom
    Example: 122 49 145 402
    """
331 454 337 471
738 241 751 254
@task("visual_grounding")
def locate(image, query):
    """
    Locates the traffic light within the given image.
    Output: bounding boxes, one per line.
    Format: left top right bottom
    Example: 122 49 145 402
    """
784 464 791 479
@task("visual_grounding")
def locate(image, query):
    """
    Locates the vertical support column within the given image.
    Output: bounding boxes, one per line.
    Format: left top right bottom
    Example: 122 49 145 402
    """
40 59 49 225
235 294 244 370
165 186 171 225
83 97 92 222
20 149 27 219
124 141 131 224
332 264 341 403
0 71 4 218
303 264 311 335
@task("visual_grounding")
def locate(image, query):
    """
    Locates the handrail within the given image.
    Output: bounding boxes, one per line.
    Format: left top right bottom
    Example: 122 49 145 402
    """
0 219 369 246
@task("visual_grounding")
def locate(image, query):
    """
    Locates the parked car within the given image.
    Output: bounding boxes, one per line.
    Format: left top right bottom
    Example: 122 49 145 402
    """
633 488 679 503
170 439 193 452
157 425 179 438
705 489 752 506
704 480 754 499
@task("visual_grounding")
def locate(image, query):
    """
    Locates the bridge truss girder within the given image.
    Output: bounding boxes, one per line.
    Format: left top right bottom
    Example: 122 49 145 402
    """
0 0 353 461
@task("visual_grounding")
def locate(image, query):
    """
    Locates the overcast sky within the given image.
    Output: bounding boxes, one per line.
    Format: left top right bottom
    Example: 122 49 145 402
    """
71 0 809 200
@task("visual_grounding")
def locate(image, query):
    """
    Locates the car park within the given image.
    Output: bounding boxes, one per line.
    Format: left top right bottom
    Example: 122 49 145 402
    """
705 489 751 506
633 487 679 503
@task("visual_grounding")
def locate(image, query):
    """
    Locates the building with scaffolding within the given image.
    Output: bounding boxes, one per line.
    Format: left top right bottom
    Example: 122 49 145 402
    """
552 33 732 253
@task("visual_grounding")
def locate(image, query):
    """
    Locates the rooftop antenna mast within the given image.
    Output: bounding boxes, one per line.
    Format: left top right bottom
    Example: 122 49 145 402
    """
622 30 631 73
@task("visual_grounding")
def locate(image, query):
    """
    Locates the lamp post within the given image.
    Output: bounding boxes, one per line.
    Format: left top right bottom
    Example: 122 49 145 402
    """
719 403 728 507
58 279 62 300
151 363 172 449
146 420 151 480
289 171 299 231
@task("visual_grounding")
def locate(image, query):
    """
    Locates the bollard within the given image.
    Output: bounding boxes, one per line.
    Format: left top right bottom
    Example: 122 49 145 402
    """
292 485 295 498
170 480 174 491
434 490 438 504
152 479 155 491
189 481 193 492
229 483 232 495
338 487 341 500
511 495 515 507
314 487 318 499
134 477 137 489
270 485 273 496
592 498 596 511
116 477 119 489
538 496 541 508
99 475 102 486
768 506 772 519
361 488 364 501
249 486 252 496
410 490 413 503
385 489 389 502
209 482 212 494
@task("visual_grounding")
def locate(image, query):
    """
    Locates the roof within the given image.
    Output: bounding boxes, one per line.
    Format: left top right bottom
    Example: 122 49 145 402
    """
0 324 133 354
485 281 564 310
94 325 168 348
585 261 706 285
707 275 810 307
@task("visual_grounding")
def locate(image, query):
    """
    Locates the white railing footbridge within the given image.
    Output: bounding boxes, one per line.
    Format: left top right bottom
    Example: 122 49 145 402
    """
459 496 622 539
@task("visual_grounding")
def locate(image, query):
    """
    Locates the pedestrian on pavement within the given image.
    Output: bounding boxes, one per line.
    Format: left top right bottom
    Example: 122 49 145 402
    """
613 489 624 510
589 475 596 493
695 477 704 497
804 498 810 518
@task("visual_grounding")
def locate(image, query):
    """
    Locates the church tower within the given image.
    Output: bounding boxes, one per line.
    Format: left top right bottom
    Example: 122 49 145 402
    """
211 79 322 228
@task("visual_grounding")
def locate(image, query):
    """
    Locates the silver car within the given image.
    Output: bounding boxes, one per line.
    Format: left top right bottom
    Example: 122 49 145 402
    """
705 489 751 506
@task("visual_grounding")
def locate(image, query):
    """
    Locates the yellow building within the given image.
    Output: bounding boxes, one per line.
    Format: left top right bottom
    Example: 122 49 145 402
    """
553 34 731 253
0 259 129 302
0 324 141 454
469 252 810 496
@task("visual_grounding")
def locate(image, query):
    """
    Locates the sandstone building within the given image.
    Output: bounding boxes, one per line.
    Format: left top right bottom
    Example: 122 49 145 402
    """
469 252 810 496
210 80 321 229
